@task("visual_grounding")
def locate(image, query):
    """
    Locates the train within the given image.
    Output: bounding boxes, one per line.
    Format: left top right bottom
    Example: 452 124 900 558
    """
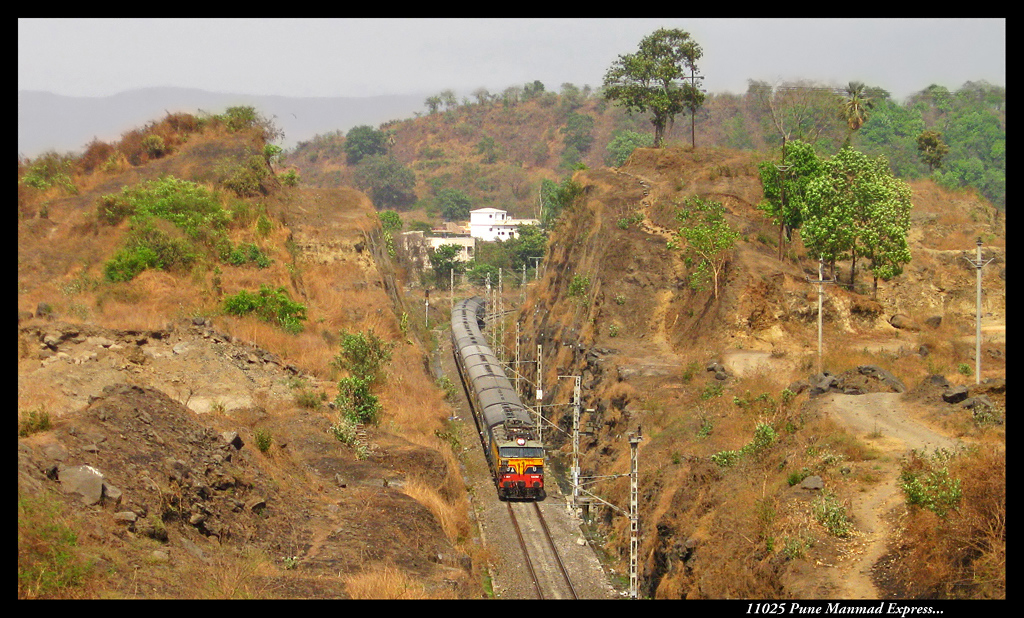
451 296 545 500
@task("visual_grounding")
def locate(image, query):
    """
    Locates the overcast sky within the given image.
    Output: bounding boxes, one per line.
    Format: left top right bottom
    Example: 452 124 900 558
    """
19 18 1004 103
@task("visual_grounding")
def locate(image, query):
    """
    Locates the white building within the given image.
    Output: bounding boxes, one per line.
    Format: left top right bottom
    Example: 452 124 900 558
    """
400 231 475 270
469 208 540 242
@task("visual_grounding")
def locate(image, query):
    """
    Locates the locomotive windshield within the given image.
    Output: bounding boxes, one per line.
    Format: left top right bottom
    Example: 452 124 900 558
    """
499 446 545 459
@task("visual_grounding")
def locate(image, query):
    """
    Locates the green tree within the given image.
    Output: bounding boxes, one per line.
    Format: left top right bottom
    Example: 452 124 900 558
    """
424 95 442 115
378 210 402 232
668 196 740 299
428 244 465 289
352 155 416 210
540 176 584 228
436 188 472 221
605 130 654 167
757 139 823 260
344 125 388 165
603 28 704 147
839 81 875 147
916 130 950 172
801 147 912 291
560 112 596 154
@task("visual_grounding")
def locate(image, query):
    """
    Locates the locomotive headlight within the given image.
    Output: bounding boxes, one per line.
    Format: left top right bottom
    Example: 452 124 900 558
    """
516 438 526 446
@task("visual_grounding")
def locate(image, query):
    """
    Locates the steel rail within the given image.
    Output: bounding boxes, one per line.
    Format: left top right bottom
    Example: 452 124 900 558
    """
533 502 579 599
507 502 544 599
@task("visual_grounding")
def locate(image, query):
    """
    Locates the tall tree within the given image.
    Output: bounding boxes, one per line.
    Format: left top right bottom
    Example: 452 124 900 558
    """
801 147 912 290
344 125 388 165
602 28 704 147
748 80 845 150
757 139 822 260
668 196 739 299
840 81 875 147
916 130 950 172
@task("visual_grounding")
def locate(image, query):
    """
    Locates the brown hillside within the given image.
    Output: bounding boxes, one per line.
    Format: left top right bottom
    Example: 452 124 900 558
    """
512 146 1005 599
18 120 479 599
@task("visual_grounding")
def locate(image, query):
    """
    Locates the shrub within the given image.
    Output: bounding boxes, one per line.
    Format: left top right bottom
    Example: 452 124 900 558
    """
813 491 853 537
18 409 51 437
142 134 166 158
335 376 382 425
254 428 273 453
223 285 307 334
332 330 394 385
899 449 963 517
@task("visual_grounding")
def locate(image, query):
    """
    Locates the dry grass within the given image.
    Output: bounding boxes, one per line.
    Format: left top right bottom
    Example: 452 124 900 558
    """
343 562 448 599
890 444 1005 598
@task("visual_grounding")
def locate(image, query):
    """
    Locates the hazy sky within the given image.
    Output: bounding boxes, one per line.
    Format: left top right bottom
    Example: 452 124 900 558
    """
19 18 1005 102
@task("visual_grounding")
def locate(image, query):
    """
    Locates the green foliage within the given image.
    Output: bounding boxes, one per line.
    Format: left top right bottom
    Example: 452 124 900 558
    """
669 196 740 298
568 273 591 298
900 449 963 517
466 262 499 286
561 112 596 155
428 243 466 289
331 329 394 386
254 428 273 453
813 491 853 537
916 130 950 171
801 147 912 290
20 151 78 194
540 176 584 227
436 188 472 221
103 220 200 282
226 242 271 269
335 376 383 425
711 423 777 467
603 28 705 147
352 154 416 210
142 134 166 158
606 130 654 166
757 139 823 236
475 135 502 163
220 154 270 197
96 176 227 233
378 210 402 233
279 168 300 186
221 106 260 132
344 125 389 165
18 409 52 437
18 492 93 598
222 285 307 334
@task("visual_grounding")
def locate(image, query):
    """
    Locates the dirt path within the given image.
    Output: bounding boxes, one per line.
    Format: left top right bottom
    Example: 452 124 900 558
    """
820 392 964 599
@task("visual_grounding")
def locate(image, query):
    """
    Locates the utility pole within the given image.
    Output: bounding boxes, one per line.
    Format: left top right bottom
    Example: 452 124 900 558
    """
424 288 430 329
807 258 835 374
964 238 994 384
628 426 642 600
687 69 705 149
514 323 521 393
498 268 504 363
571 376 582 512
535 344 543 443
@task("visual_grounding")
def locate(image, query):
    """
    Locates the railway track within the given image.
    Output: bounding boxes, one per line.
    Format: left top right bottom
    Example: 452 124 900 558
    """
507 501 578 599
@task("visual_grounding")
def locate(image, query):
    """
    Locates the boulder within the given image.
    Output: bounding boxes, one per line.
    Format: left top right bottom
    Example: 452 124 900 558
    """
942 385 969 404
889 314 921 331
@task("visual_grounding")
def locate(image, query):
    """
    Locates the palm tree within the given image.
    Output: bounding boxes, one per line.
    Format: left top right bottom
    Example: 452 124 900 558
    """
840 81 874 147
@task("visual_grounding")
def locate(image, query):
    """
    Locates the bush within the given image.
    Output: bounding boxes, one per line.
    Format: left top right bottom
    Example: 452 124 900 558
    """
332 329 394 385
899 449 963 517
254 428 273 453
813 491 853 537
223 285 307 334
335 376 382 425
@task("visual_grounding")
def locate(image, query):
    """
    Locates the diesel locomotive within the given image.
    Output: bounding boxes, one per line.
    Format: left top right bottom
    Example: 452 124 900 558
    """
451 297 545 500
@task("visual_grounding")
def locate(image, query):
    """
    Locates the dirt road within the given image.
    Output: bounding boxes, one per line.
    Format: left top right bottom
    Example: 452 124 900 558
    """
819 392 964 599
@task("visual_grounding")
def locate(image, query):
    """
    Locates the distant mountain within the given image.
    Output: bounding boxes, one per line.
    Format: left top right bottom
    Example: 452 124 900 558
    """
18 87 429 158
